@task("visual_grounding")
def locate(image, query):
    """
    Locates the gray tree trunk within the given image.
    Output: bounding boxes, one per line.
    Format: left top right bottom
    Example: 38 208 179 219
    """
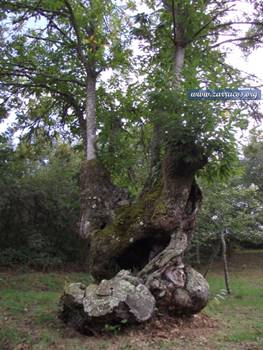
221 229 231 294
173 45 185 85
86 75 97 161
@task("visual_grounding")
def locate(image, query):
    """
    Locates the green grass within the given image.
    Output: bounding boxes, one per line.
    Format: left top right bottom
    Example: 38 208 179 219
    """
0 272 93 350
204 265 263 347
0 272 93 292
0 252 262 350
0 326 31 349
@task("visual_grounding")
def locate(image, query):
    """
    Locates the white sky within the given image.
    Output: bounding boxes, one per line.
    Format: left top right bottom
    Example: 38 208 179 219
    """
228 48 263 85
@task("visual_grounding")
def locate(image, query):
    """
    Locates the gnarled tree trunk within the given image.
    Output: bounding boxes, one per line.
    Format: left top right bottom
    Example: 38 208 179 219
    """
79 143 209 317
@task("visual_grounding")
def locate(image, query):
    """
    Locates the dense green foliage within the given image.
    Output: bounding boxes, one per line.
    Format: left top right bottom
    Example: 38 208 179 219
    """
194 176 263 260
189 130 263 263
243 128 263 191
0 133 84 268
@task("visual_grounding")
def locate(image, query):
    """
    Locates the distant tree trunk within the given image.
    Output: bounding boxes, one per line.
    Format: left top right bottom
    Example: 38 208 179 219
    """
203 240 221 278
221 229 231 294
108 116 122 155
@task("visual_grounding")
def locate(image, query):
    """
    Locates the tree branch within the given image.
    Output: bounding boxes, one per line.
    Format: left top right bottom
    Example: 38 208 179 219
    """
189 5 236 43
210 34 263 49
1 81 83 126
63 0 89 72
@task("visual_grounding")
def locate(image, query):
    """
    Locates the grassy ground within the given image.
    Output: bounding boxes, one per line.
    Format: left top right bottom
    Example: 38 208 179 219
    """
0 251 262 350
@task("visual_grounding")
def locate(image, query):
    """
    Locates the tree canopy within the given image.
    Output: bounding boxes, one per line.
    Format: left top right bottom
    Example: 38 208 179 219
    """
1 0 261 181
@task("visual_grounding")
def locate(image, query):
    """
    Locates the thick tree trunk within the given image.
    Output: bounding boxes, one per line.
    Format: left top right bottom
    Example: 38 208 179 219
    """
64 144 210 332
86 144 209 315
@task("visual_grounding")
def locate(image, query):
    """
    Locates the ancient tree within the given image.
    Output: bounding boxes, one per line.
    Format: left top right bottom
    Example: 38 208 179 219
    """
77 0 254 325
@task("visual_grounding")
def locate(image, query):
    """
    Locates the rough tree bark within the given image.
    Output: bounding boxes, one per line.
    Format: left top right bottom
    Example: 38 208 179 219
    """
79 159 130 240
72 144 208 322
61 144 210 331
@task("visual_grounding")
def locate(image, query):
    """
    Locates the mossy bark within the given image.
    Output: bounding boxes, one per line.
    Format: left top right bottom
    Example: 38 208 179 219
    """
80 144 209 315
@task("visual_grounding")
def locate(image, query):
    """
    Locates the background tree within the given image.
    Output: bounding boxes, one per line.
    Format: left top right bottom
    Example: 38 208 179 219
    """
192 130 263 268
243 127 263 192
0 131 84 269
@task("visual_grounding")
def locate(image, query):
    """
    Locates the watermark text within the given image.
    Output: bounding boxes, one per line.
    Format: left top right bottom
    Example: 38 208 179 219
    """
188 88 261 100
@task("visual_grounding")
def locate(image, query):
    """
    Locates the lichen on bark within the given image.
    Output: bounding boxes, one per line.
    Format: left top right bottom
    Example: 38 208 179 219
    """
59 270 155 334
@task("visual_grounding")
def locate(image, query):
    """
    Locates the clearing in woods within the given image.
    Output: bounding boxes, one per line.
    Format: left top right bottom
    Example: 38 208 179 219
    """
0 251 262 350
